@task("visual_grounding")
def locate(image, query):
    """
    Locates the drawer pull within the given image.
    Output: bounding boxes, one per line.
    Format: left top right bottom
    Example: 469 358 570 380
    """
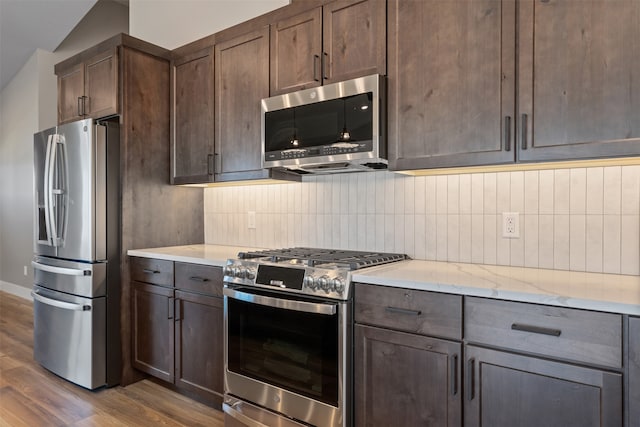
511 323 561 337
189 276 210 282
466 358 475 401
451 354 458 396
385 306 422 316
143 268 160 274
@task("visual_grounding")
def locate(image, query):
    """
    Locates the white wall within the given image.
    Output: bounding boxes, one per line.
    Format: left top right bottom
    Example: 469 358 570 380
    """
129 0 289 49
0 0 128 294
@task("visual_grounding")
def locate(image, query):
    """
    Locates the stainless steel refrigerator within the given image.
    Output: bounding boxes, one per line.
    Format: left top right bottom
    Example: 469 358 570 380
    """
32 118 121 389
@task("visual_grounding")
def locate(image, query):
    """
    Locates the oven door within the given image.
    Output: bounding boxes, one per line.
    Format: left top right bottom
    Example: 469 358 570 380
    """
224 286 350 427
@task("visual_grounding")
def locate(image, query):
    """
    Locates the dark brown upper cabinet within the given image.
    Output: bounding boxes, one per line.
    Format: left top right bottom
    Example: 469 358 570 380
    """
270 0 386 96
517 0 640 162
170 47 215 185
389 0 640 172
57 48 119 124
215 26 273 182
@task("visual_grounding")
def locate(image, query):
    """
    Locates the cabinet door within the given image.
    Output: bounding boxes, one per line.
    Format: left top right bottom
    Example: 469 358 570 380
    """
171 47 215 184
215 27 271 181
322 0 386 83
388 0 515 170
355 324 462 427
131 281 175 383
518 0 640 161
629 317 640 427
465 345 622 427
57 63 85 124
84 48 119 120
270 7 322 95
175 290 223 405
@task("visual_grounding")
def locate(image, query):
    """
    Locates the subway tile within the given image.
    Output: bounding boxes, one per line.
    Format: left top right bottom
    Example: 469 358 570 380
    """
603 215 621 274
496 216 510 266
332 176 342 215
471 214 484 263
384 214 396 253
586 167 604 215
414 176 426 215
603 166 622 215
414 213 427 260
483 214 497 265
375 172 386 213
539 169 554 214
622 165 640 215
621 215 640 275
460 174 472 214
404 176 416 214
510 218 525 267
523 214 539 268
447 175 460 214
447 214 460 262
364 173 376 214
365 214 376 252
569 168 586 215
523 170 539 214
553 214 570 270
395 175 406 214
459 214 472 263
348 214 358 250
471 173 484 214
569 215 586 272
538 214 554 269
483 173 497 214
384 173 395 214
436 214 448 261
308 181 317 213
585 215 603 273
375 214 386 253
357 174 368 215
425 214 437 260
357 214 367 250
510 171 524 213
425 176 437 214
554 169 570 214
401 214 414 257
436 175 448 214
496 172 511 213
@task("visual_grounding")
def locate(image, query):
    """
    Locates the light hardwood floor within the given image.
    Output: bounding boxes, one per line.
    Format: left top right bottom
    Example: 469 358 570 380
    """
0 291 224 426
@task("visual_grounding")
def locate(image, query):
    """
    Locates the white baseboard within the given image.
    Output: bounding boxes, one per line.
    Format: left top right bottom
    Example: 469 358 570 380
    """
0 281 32 300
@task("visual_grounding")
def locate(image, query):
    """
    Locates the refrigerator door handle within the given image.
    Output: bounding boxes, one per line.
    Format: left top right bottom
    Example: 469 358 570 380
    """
31 260 92 276
46 134 60 246
42 134 55 246
31 291 91 311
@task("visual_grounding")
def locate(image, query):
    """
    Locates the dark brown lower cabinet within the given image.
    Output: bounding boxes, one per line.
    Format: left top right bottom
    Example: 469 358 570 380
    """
131 281 175 383
175 289 224 405
464 345 622 427
629 317 640 427
355 324 462 427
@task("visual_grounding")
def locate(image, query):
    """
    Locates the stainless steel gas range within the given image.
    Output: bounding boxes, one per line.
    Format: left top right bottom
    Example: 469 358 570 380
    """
222 248 408 427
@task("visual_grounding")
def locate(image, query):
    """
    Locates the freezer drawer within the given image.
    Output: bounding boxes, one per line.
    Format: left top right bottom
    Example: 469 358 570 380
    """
32 256 106 298
32 285 106 389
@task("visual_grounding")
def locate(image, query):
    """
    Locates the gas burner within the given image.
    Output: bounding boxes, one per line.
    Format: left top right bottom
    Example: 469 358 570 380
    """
237 247 408 271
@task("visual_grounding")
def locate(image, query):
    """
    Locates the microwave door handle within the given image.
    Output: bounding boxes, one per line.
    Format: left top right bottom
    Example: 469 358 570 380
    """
31 291 91 311
32 260 91 276
223 288 337 316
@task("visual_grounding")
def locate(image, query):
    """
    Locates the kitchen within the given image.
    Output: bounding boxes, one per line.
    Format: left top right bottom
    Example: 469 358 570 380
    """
1 0 639 426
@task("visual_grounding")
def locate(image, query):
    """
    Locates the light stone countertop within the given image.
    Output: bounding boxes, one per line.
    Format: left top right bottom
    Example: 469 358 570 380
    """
127 244 640 315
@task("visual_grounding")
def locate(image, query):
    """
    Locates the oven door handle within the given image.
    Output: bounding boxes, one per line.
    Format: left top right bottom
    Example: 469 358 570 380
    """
224 288 337 316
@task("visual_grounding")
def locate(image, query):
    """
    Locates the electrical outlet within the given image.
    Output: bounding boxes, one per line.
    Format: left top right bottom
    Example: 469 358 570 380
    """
502 212 520 238
23 265 28 276
248 211 256 229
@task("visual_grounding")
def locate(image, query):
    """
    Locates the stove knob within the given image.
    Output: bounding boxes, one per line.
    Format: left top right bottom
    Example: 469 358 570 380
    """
332 278 345 294
235 266 246 279
318 275 331 293
246 267 256 280
223 265 234 277
303 275 315 289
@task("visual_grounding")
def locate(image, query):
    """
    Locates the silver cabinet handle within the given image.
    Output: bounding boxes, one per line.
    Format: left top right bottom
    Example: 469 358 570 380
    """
224 287 336 316
222 402 270 427
31 291 90 311
32 261 91 276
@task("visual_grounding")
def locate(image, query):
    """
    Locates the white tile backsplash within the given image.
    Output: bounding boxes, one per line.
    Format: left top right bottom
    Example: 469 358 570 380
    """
204 166 640 276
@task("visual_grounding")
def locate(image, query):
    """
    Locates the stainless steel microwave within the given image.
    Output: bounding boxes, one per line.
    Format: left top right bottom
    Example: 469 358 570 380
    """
261 74 386 174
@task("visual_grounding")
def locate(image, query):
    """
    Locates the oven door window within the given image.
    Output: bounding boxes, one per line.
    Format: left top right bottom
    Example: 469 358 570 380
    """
227 296 339 406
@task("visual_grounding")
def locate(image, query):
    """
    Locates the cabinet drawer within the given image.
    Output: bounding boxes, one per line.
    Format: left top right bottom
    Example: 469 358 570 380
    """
464 297 622 369
354 283 462 340
175 262 223 296
130 257 174 287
